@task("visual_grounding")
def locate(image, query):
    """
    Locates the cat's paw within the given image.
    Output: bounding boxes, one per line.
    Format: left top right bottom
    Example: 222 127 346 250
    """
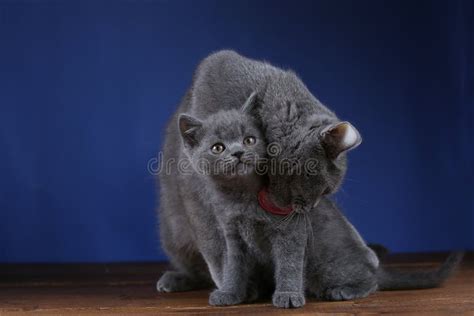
156 271 196 292
324 286 373 301
272 291 306 308
209 289 245 306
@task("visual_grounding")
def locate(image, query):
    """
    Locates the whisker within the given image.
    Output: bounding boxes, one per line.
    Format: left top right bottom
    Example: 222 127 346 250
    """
274 212 296 230
272 211 293 227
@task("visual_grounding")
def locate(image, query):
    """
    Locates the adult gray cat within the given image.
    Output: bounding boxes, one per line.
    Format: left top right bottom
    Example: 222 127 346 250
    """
157 50 463 308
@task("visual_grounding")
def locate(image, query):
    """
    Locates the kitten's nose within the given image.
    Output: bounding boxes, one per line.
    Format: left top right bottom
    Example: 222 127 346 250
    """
232 151 244 159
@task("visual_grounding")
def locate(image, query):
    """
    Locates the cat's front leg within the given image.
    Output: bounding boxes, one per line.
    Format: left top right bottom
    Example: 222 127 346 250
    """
209 229 250 306
271 225 307 308
198 242 225 288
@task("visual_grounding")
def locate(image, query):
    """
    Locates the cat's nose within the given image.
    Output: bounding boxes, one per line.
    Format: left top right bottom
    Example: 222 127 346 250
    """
232 151 244 159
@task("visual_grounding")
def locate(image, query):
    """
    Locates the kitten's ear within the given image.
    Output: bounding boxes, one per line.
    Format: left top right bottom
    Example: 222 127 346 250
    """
320 121 361 159
178 114 203 147
241 91 258 114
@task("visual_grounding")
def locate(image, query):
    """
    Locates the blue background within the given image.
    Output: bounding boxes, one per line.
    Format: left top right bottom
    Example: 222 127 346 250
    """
0 0 472 263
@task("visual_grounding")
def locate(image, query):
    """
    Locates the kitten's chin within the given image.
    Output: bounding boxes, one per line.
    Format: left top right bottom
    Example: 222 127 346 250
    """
214 162 258 181
228 165 256 178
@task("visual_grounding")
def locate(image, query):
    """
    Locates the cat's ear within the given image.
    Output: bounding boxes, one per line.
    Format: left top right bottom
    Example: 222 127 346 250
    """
241 91 258 114
178 114 203 147
320 121 361 159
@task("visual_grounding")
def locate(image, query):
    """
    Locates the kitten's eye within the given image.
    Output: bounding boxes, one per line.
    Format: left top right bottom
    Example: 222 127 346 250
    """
243 136 256 146
211 143 225 154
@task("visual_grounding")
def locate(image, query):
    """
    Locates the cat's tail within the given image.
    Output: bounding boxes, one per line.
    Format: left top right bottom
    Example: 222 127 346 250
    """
376 251 464 290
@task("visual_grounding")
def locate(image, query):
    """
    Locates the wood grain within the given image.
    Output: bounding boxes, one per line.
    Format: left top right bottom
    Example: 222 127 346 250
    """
0 253 472 315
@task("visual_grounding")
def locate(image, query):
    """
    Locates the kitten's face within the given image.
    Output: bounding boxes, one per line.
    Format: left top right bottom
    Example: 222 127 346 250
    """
179 109 266 182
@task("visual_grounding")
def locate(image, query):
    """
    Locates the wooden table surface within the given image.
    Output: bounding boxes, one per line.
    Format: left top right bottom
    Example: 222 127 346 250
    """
0 252 472 315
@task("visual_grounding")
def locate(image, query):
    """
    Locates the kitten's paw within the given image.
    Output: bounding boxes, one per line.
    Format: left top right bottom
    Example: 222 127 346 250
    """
156 271 196 292
272 291 306 308
324 285 374 301
209 289 245 306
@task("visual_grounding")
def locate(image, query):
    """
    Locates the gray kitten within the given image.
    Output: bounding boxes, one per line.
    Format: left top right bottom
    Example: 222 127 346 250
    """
156 96 265 296
157 50 463 308
178 103 274 305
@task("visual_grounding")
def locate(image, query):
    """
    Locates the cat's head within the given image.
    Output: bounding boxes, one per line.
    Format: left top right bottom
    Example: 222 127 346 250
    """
178 93 266 183
275 113 361 212
258 83 362 212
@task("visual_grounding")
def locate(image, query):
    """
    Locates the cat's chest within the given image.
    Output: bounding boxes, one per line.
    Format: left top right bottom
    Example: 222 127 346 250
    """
226 203 274 255
223 201 265 228
232 216 270 260
212 194 279 257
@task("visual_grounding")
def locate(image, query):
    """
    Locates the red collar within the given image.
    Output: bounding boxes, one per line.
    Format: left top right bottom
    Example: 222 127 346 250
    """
258 187 293 216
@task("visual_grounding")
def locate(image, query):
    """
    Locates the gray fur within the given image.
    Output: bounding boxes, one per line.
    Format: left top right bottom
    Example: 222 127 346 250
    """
157 50 463 308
